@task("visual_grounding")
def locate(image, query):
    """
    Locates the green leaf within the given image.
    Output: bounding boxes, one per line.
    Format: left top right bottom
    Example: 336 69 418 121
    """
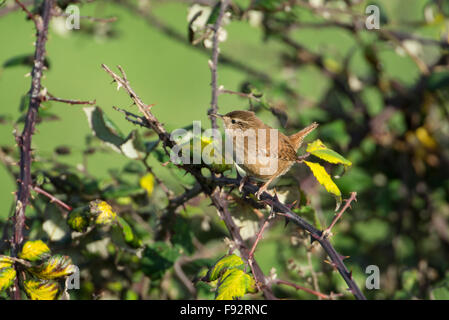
208 254 245 282
171 217 194 255
120 130 146 159
116 216 142 248
306 140 352 166
83 106 125 153
103 185 145 199
23 279 62 300
3 54 50 69
19 240 51 262
141 242 180 280
304 161 342 210
206 2 221 25
427 71 449 91
215 269 257 300
0 267 16 292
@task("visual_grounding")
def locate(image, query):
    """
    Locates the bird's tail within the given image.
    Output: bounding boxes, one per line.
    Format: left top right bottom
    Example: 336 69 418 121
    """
289 122 319 150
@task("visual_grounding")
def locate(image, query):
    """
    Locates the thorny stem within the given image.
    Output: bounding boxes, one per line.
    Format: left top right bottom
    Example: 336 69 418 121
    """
322 192 357 239
32 186 73 212
12 0 54 300
275 279 341 300
208 0 230 129
45 93 96 105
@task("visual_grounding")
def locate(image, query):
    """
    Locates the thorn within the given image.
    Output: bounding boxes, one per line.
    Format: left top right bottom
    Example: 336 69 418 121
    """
349 270 353 280
284 217 290 228
340 255 350 260
286 200 297 209
272 189 279 202
324 259 338 271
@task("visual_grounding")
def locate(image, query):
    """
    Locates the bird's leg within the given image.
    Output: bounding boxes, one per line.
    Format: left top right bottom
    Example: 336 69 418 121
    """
255 176 276 200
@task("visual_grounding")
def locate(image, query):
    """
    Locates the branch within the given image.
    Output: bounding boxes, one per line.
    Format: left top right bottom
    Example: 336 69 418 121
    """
12 0 53 300
274 279 343 300
210 189 276 299
213 176 366 300
208 0 230 129
45 93 96 106
322 191 357 238
102 64 366 300
14 0 34 22
33 186 73 212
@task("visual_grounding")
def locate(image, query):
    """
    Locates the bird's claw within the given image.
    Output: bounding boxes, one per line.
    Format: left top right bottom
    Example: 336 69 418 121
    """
255 186 267 200
239 176 247 193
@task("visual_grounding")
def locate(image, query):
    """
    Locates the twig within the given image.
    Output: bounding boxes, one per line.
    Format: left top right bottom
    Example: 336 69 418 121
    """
248 208 275 260
45 93 96 105
57 12 117 23
321 192 357 239
32 186 73 211
12 0 53 300
219 89 261 102
274 279 336 300
14 0 34 22
208 0 230 129
174 258 197 298
112 106 150 128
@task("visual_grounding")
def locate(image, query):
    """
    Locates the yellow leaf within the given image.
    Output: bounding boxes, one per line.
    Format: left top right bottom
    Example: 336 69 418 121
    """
186 135 231 173
306 140 352 166
90 200 117 225
304 161 342 209
30 254 76 280
0 267 16 292
416 127 437 149
208 254 245 281
23 279 61 300
215 269 256 300
0 256 13 269
139 173 154 197
18 240 51 262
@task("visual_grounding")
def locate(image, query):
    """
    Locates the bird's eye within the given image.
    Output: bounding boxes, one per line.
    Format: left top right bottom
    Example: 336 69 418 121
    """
231 119 236 124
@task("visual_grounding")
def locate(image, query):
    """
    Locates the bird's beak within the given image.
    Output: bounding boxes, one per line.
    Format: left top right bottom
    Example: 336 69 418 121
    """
210 113 224 119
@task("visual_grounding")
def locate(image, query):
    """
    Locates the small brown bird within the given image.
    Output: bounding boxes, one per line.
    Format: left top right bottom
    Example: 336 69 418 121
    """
213 110 318 199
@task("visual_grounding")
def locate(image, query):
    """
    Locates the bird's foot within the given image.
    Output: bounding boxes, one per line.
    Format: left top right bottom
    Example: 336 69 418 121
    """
238 175 249 193
255 184 268 200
